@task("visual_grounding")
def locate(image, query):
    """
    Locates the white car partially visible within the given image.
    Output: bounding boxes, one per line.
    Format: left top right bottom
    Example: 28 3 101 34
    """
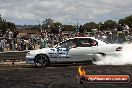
26 37 122 67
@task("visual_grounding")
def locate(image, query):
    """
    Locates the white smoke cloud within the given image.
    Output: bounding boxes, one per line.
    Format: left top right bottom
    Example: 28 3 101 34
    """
95 43 132 65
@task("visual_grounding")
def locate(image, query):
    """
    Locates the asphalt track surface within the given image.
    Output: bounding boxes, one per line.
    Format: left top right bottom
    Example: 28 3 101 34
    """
0 64 132 88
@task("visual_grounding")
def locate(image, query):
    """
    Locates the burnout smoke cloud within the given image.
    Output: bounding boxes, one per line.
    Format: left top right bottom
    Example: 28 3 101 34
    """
95 43 132 65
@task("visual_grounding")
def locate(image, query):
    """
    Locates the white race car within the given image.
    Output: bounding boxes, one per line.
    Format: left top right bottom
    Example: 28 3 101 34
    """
26 37 122 67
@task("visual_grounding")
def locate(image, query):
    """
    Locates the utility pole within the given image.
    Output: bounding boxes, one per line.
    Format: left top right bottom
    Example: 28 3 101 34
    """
72 18 91 27
73 19 79 28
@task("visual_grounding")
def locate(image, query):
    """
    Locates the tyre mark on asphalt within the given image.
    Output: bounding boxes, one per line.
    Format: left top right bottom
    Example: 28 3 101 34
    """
45 73 75 88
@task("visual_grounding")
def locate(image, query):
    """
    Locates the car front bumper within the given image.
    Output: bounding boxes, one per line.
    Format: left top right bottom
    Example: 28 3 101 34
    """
26 56 35 64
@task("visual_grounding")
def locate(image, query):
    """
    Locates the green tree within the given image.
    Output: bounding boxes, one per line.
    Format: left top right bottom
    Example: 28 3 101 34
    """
118 19 125 25
104 20 117 31
6 22 16 30
42 18 54 32
119 15 132 28
42 18 63 33
0 15 16 36
83 22 98 32
98 22 106 31
0 15 7 35
53 22 62 29
62 25 75 31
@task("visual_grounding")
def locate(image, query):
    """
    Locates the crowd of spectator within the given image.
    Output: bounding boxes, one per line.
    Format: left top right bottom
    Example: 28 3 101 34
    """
0 24 131 52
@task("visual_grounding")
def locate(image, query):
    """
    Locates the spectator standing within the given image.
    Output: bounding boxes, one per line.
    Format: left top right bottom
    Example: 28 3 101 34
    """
20 39 26 50
79 25 85 36
28 41 33 50
124 24 129 36
40 34 47 49
124 24 129 30
0 38 5 52
75 26 79 33
8 29 13 50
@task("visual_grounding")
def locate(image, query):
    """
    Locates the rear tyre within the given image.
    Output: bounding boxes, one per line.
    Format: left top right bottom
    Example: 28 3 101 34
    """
92 53 106 64
34 54 49 67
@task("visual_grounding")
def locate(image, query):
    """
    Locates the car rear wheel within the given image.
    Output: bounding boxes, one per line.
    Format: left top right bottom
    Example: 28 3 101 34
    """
34 54 49 67
92 53 106 64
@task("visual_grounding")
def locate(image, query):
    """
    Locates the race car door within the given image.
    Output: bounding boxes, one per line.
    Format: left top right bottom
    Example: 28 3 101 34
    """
68 38 98 61
56 39 75 62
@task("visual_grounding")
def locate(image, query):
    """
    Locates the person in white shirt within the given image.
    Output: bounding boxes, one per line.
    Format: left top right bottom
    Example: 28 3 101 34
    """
0 39 5 52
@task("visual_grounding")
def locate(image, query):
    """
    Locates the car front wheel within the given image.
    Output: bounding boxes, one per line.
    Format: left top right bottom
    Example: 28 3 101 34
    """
34 54 49 67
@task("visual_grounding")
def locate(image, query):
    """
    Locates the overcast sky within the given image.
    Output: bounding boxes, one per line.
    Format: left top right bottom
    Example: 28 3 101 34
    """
0 0 132 25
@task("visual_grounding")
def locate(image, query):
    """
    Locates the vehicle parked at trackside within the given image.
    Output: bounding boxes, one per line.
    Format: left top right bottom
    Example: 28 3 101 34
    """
26 37 122 67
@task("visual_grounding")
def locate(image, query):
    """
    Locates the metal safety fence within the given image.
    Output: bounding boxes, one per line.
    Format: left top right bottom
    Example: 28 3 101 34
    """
0 51 29 65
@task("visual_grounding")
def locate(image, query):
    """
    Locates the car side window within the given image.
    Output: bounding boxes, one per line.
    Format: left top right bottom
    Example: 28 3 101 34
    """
77 38 98 47
60 39 76 48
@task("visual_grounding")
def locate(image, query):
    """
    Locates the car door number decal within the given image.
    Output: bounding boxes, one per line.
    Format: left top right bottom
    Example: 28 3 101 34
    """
48 48 70 58
57 48 69 54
